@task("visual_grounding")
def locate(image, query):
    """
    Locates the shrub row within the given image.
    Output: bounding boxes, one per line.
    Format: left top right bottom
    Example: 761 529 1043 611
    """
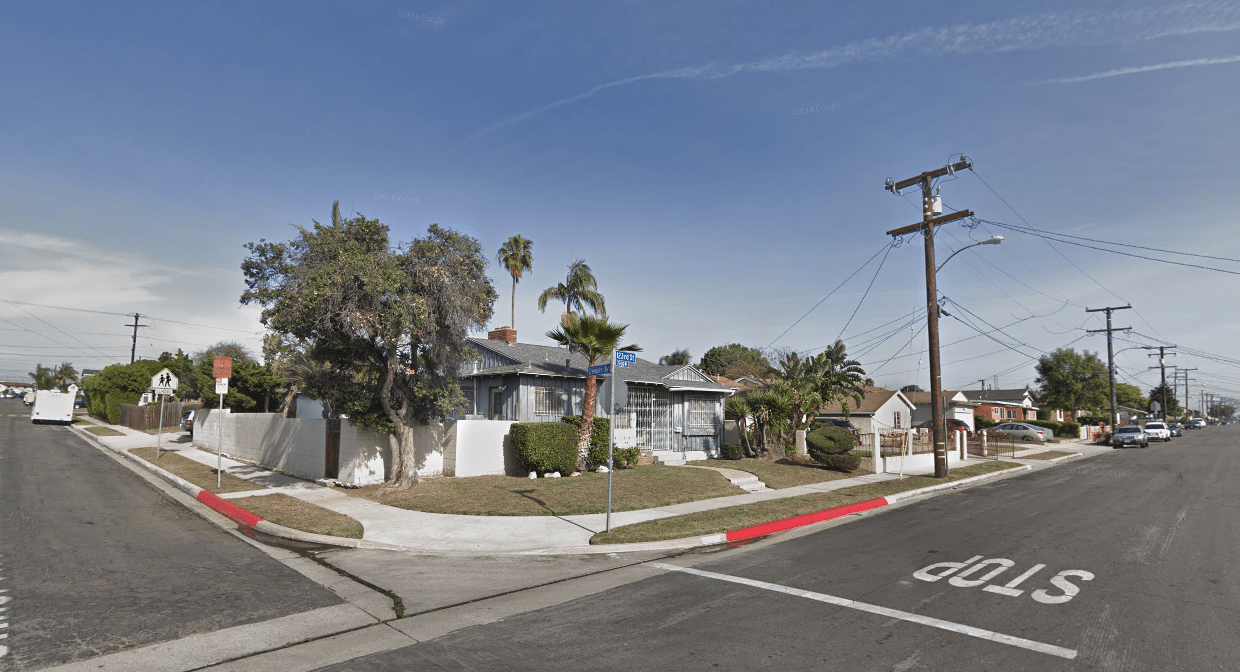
1020 419 1081 438
509 417 639 475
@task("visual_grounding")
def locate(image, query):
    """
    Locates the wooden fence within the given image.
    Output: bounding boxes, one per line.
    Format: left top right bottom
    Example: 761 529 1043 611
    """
120 402 183 431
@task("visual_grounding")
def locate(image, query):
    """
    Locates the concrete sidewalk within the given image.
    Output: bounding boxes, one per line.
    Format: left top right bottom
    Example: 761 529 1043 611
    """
75 416 1109 554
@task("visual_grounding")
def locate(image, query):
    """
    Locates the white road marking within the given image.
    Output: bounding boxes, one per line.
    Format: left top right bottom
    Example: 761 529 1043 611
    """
649 562 1078 660
984 563 1046 597
0 553 8 659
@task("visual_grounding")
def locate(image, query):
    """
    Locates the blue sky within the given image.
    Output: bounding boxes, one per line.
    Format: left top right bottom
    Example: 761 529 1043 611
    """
3 0 1240 402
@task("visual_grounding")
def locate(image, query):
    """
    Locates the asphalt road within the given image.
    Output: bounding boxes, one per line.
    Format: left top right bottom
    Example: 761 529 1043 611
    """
311 426 1240 671
0 399 343 670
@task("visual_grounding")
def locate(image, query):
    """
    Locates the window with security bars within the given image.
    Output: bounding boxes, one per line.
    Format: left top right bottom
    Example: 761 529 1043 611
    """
533 386 564 418
688 395 716 428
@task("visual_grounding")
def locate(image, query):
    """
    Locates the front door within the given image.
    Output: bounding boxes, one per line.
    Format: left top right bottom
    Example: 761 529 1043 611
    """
490 388 504 420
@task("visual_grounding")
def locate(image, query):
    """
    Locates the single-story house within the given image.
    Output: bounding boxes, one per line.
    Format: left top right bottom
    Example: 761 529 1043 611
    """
815 386 916 434
907 390 980 430
461 327 735 460
968 387 1039 422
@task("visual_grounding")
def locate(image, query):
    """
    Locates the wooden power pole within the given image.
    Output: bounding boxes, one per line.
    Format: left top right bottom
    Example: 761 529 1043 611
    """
1085 305 1131 429
885 156 975 478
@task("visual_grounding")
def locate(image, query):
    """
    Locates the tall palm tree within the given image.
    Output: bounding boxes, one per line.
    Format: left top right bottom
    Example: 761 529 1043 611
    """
546 315 640 471
813 340 867 414
496 235 533 330
538 259 605 319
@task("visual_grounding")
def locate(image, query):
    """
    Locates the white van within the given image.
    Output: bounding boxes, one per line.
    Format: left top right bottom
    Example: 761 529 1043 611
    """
31 385 77 425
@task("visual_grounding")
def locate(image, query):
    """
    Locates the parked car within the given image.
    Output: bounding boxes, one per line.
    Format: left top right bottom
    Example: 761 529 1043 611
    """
1189 418 1207 429
816 418 858 436
915 418 971 432
1143 421 1171 442
180 410 195 437
988 422 1050 443
1112 425 1150 448
1167 422 1183 437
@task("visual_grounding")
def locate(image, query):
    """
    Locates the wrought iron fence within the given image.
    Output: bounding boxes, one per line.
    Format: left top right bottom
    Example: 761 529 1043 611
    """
966 430 1017 459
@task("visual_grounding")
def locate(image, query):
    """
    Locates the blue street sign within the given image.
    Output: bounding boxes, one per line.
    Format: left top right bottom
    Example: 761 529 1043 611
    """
588 363 611 376
616 351 636 368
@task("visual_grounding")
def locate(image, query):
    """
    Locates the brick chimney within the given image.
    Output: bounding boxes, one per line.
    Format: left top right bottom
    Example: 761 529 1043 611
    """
488 326 517 344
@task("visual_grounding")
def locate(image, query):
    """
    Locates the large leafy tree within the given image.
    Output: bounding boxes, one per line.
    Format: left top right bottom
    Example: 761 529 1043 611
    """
241 202 497 491
698 343 771 379
1114 383 1147 410
1035 348 1108 413
546 314 640 472
538 259 605 318
1146 383 1182 417
496 235 533 330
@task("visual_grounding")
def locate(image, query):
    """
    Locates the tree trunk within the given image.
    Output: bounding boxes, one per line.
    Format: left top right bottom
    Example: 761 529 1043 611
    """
380 422 419 494
282 386 298 418
577 374 597 472
511 276 516 331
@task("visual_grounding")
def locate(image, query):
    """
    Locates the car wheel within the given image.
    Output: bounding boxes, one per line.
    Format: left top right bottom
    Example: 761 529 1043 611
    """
1022 435 1034 441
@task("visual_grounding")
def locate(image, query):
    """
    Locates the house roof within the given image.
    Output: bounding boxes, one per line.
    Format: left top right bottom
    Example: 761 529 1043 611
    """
816 386 914 416
967 387 1038 406
904 391 980 407
464 338 734 392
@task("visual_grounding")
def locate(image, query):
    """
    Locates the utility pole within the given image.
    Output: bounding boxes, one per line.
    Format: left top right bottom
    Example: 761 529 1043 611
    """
1175 368 1196 420
1146 346 1176 420
125 313 150 364
885 155 975 478
978 379 987 390
1085 306 1132 431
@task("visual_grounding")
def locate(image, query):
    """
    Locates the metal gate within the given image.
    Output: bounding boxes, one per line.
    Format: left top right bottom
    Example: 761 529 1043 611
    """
627 386 673 451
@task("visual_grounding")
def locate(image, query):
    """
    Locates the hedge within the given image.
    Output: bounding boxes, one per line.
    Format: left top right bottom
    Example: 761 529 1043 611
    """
720 443 744 460
806 425 859 471
815 453 863 472
561 416 639 469
509 422 578 475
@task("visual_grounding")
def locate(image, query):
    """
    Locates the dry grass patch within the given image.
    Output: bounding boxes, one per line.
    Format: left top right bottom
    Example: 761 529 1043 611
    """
129 447 265 495
346 464 740 516
591 461 1021 545
83 425 124 436
688 458 860 489
1021 450 1074 460
233 493 363 539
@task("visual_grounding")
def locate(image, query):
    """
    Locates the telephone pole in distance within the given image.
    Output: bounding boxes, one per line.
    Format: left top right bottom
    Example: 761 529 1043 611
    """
885 155 975 478
1085 305 1131 429
126 313 150 364
1146 346 1176 419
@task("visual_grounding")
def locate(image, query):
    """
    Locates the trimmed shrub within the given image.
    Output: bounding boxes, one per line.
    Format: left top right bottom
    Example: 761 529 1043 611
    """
974 415 997 429
806 425 856 466
1057 421 1081 437
720 443 744 460
815 452 862 472
509 422 578 475
561 416 639 469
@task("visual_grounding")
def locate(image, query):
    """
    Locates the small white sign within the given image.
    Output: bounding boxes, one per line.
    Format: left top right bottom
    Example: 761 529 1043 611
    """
215 378 229 395
151 368 179 394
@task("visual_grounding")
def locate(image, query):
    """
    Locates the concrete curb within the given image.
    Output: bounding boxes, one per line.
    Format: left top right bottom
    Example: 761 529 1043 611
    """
68 425 401 551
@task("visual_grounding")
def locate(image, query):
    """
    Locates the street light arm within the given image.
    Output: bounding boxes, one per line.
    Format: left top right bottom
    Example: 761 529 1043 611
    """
936 236 1004 273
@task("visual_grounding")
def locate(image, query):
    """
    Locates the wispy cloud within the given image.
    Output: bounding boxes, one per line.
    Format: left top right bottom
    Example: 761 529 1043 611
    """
452 2 1240 150
1036 54 1240 84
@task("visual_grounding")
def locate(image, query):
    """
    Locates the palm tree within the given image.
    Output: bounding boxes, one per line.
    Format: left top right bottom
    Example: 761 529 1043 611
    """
538 259 605 319
546 315 640 471
813 340 867 414
659 349 690 366
496 235 533 330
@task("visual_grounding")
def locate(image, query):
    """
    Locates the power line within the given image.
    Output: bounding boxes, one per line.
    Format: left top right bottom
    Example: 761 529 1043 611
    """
1 300 262 335
833 242 894 342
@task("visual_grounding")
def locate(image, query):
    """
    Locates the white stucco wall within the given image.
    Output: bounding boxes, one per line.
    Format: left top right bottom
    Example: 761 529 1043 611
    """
446 419 514 477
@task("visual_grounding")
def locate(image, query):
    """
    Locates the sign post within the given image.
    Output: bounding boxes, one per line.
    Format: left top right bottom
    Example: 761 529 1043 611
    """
213 357 232 490
604 350 635 532
150 368 179 459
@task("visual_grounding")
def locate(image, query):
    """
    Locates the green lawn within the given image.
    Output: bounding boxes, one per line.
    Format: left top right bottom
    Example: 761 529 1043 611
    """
687 457 859 489
1021 450 1074 460
591 461 1021 545
83 425 124 436
348 464 741 516
233 493 364 538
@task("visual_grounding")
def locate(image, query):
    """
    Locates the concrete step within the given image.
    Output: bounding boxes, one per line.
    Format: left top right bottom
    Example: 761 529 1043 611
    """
727 475 767 492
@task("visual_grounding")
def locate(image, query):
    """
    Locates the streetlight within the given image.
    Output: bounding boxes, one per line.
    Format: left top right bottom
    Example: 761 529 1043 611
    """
936 235 1004 273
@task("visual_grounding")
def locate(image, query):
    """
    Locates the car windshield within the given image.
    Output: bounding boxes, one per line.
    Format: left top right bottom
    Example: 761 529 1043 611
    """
1146 423 1165 429
1116 426 1142 434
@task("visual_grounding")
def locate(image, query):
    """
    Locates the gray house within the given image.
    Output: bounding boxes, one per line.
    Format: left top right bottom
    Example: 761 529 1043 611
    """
460 328 735 459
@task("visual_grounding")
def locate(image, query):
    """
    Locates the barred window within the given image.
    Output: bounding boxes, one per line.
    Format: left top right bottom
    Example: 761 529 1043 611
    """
534 386 565 418
688 395 715 428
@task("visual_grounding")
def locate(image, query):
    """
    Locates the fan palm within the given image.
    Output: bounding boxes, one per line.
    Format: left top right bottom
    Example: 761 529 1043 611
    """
538 259 605 319
546 315 640 471
813 340 867 414
496 235 533 330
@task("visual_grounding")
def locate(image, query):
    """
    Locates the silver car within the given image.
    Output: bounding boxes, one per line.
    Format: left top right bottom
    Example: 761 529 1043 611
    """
1112 425 1149 448
988 422 1050 443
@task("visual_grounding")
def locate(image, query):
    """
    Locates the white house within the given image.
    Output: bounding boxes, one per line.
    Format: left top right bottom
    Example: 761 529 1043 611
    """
816 386 917 435
907 390 980 430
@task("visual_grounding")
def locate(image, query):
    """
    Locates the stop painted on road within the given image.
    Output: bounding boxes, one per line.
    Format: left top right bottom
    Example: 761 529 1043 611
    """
913 555 1094 604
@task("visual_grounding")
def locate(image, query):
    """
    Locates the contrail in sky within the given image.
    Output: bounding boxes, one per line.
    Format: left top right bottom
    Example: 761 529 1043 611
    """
449 2 1240 152
1036 54 1240 84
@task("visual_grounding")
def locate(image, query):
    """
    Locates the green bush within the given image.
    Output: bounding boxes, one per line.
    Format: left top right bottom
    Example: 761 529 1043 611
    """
720 443 744 460
816 452 862 472
105 392 123 425
1075 415 1108 426
561 416 638 469
806 425 856 465
509 422 578 475
974 415 997 429
1057 421 1081 437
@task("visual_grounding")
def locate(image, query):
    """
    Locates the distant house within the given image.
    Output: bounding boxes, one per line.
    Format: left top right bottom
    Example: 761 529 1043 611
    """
907 390 980 430
968 387 1039 422
815 386 916 434
461 328 735 459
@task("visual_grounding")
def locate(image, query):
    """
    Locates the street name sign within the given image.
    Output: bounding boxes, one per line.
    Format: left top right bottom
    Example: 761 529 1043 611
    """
587 363 611 376
616 351 636 368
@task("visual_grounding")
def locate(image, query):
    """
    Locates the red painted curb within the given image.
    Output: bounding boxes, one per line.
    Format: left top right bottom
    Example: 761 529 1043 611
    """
197 490 264 528
725 497 889 542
